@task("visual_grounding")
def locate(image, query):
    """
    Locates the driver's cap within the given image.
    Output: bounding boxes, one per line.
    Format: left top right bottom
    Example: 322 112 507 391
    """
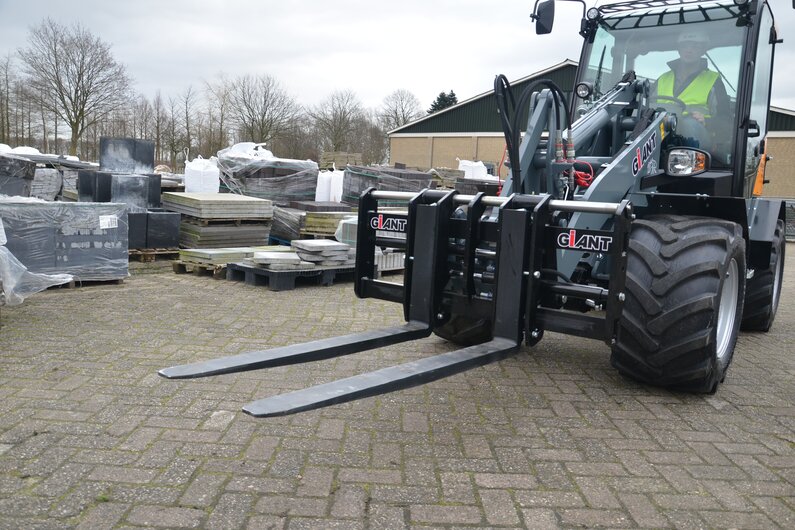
678 31 709 46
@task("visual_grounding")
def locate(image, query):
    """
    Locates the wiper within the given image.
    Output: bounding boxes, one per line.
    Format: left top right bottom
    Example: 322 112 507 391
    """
594 45 607 99
705 51 736 94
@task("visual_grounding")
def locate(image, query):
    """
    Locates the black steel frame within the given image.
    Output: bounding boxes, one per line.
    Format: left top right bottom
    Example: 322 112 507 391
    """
160 188 634 417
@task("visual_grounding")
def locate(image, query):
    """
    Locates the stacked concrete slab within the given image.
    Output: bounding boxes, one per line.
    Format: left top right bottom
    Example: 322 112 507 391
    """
162 192 274 248
291 239 354 267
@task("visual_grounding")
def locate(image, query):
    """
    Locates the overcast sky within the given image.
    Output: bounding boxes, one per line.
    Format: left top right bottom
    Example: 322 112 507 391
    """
1 0 795 112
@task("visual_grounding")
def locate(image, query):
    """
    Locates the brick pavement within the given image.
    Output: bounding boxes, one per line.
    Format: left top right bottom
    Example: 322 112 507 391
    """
0 249 793 529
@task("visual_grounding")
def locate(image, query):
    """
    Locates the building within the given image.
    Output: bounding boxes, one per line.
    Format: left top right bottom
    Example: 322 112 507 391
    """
388 60 795 198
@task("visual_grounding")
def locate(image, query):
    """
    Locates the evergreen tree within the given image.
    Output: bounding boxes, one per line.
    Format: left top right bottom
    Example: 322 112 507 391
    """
427 90 458 114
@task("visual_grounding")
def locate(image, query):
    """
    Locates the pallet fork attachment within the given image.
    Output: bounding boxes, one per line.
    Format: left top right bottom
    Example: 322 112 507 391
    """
160 189 630 416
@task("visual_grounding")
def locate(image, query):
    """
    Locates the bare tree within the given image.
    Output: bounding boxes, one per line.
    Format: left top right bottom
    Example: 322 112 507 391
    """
164 96 185 169
182 85 197 154
18 18 131 155
309 89 364 152
0 54 13 144
379 89 422 131
228 74 298 145
152 91 165 164
131 94 152 140
349 110 387 165
270 113 320 161
205 76 232 154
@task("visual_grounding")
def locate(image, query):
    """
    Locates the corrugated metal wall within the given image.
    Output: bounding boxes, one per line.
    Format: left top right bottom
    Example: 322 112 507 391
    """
768 110 795 131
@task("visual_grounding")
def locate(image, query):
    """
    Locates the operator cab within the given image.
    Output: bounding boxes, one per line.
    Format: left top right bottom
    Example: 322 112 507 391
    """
536 0 777 197
576 2 746 168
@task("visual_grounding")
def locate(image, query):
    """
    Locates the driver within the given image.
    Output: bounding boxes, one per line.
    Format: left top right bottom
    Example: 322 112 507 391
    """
654 31 730 125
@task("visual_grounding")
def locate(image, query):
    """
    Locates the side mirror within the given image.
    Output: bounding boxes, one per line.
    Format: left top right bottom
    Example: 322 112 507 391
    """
536 1 556 35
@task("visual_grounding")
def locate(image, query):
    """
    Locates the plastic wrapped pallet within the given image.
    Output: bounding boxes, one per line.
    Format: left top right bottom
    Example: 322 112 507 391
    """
0 198 129 281
271 206 305 242
30 168 63 201
216 143 318 205
0 246 73 306
61 169 79 192
0 153 36 197
342 165 432 205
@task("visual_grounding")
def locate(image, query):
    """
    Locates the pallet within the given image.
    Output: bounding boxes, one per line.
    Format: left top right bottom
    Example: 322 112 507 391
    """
225 262 355 291
298 231 338 239
129 248 180 263
171 260 227 279
50 278 125 289
182 216 271 226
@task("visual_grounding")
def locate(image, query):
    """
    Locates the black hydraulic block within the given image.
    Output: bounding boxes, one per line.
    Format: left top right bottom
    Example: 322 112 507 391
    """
127 212 148 249
99 137 155 173
77 169 96 202
145 173 162 208
110 174 149 211
146 209 180 248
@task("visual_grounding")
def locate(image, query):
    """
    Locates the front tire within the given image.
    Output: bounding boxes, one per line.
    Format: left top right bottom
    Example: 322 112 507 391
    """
741 219 785 331
611 215 746 393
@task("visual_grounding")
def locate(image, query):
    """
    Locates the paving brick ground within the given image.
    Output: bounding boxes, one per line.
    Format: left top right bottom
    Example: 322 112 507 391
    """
0 249 793 529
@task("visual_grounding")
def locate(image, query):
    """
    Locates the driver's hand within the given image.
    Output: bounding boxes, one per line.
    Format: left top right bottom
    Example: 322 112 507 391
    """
690 111 706 124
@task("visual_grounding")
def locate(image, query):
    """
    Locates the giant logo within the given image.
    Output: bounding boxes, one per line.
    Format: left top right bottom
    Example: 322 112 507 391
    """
369 214 407 233
632 132 657 177
557 229 612 252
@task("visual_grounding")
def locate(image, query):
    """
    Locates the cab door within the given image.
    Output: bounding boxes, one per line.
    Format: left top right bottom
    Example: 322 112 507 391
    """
743 2 776 197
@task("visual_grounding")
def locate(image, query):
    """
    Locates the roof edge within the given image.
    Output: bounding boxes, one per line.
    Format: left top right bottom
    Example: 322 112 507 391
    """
387 59 578 135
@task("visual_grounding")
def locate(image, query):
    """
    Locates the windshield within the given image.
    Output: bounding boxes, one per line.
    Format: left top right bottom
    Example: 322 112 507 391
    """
578 3 747 167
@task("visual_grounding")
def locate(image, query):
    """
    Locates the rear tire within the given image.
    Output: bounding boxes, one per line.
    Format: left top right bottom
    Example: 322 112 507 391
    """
611 215 746 393
741 219 785 331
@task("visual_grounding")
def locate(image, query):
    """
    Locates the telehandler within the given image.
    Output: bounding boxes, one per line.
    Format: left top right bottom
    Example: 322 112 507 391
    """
161 0 787 417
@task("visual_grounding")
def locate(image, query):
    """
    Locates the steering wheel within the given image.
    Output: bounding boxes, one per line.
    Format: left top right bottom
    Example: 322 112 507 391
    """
653 95 687 113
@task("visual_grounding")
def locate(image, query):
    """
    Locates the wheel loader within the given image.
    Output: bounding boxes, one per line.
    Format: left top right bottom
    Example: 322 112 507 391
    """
160 0 787 417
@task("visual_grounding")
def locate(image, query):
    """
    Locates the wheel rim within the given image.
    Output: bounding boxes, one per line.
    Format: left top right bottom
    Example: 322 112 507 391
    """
716 258 739 361
772 250 784 314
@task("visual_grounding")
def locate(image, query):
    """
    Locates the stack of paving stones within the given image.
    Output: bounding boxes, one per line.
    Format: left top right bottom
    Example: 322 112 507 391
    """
270 206 305 242
178 246 284 266
162 192 274 248
301 212 357 238
247 251 314 270
291 239 354 267
342 165 433 205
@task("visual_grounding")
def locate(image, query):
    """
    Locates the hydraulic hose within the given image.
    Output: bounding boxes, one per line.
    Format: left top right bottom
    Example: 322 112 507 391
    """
494 75 571 188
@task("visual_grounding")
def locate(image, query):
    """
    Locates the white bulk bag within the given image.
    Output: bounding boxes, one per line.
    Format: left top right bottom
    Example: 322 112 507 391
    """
185 157 220 193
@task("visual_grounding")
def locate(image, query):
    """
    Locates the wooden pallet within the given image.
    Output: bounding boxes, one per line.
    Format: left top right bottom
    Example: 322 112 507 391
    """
50 278 125 289
171 260 227 279
297 231 338 239
181 216 271 226
129 248 180 263
225 262 355 291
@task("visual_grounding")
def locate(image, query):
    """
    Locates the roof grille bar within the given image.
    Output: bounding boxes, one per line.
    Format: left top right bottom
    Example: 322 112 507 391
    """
598 0 721 15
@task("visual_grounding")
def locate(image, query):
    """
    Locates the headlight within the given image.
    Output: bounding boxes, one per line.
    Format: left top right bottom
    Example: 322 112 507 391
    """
666 148 710 176
586 7 600 20
576 82 593 99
